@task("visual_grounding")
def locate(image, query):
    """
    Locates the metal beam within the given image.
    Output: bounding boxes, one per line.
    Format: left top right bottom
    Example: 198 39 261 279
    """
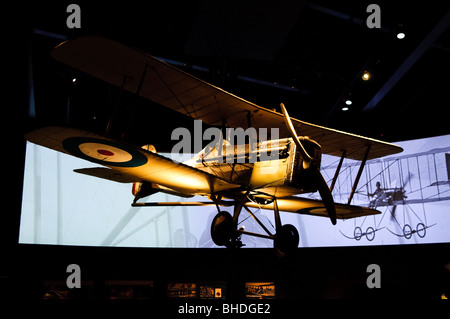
363 9 450 112
308 3 390 33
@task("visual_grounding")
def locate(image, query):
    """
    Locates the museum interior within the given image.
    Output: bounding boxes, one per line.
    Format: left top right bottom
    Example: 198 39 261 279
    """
3 0 450 307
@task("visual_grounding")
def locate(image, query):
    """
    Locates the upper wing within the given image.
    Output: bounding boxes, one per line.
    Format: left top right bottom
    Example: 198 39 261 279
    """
246 196 379 220
51 36 402 160
25 127 240 196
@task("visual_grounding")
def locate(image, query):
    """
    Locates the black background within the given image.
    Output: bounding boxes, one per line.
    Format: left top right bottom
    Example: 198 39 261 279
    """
3 0 450 307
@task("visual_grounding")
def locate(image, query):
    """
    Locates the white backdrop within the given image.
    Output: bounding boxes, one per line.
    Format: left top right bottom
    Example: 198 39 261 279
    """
19 134 450 248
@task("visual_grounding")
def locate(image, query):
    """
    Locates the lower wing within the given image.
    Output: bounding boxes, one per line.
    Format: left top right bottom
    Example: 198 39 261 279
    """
246 195 379 220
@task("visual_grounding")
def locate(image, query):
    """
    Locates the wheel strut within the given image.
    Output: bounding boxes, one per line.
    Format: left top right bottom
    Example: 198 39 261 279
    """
211 194 300 254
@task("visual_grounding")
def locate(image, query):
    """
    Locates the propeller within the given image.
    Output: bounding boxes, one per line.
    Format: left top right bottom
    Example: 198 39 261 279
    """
280 103 337 225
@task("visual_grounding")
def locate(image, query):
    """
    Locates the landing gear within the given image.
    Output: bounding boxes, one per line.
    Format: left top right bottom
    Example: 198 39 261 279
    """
403 224 412 239
210 195 300 255
210 210 244 248
210 211 234 247
274 224 299 256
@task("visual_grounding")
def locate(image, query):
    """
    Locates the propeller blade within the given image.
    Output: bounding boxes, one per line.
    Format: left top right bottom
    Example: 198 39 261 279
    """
280 103 336 225
280 103 313 163
314 168 337 225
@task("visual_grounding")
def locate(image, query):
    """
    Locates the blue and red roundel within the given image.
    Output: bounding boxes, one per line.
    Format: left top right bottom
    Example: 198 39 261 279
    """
62 137 148 167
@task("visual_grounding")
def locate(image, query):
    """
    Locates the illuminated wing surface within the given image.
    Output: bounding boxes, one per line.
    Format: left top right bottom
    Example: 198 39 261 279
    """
25 127 240 196
51 36 403 160
246 196 380 219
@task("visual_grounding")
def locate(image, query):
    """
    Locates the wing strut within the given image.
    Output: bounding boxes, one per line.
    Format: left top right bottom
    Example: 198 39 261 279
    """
347 144 371 204
105 75 127 136
330 150 346 192
243 206 274 237
106 64 150 138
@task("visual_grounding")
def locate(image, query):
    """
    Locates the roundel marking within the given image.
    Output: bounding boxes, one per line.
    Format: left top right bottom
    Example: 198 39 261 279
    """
97 149 115 157
78 142 133 163
62 137 148 167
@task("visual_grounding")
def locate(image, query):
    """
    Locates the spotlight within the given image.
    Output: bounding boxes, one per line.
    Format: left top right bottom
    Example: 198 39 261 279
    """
396 24 406 40
362 71 371 81
397 32 406 39
72 77 78 84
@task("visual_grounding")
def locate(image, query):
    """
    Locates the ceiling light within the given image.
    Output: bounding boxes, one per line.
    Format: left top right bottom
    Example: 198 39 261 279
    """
396 32 406 39
341 106 349 111
345 100 352 105
362 72 371 81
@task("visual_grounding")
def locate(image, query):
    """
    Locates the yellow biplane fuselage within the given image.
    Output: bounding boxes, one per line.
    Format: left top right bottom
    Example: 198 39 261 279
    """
186 137 322 198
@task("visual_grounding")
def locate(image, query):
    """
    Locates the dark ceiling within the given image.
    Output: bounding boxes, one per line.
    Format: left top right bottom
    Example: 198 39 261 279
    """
21 0 450 151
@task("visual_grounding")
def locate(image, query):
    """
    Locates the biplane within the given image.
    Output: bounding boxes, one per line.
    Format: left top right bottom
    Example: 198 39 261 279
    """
335 145 450 241
25 36 403 254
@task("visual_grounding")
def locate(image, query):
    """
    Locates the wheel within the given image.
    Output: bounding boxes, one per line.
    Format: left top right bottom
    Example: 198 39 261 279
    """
403 224 412 239
354 227 362 241
210 211 234 246
416 223 426 238
274 224 299 256
366 227 375 241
